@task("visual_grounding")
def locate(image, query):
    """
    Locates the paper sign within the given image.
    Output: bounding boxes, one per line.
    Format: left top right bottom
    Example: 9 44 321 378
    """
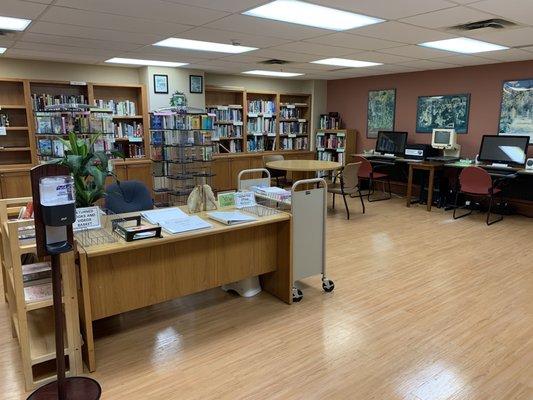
234 192 256 208
0 127 6 136
286 105 295 109
73 206 101 231
263 113 273 118
233 121 243 126
69 81 87 86
218 192 236 208
217 106 229 110
248 113 258 118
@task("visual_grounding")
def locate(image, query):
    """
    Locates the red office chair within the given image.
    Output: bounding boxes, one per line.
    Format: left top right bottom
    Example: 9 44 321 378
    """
453 166 504 225
352 155 392 202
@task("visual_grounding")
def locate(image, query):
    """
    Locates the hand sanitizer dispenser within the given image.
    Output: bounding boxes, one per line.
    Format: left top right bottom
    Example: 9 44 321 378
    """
39 175 76 254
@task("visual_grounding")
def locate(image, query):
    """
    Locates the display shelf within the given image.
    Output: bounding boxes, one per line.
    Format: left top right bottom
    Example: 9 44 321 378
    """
279 93 311 151
315 128 356 166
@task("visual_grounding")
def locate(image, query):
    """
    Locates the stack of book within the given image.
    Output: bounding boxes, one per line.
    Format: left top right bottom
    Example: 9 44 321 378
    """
207 105 242 122
319 113 342 129
150 113 214 130
280 136 308 151
280 121 307 135
248 100 276 114
280 106 303 119
114 121 143 141
93 99 137 116
247 118 276 135
32 94 87 111
213 124 242 140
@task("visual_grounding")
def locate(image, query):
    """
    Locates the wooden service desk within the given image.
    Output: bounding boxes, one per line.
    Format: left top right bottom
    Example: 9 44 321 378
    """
77 208 292 372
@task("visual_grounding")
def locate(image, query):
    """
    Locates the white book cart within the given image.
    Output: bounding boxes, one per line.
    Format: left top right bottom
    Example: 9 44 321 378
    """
237 169 334 302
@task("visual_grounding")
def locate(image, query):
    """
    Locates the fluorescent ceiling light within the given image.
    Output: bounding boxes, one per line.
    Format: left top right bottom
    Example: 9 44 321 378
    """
311 58 382 68
154 38 257 54
0 15 31 31
105 58 188 67
243 70 304 77
243 0 383 31
0 47 6 55
419 37 508 54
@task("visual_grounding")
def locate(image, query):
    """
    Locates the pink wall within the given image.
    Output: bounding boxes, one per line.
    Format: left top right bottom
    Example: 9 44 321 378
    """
327 60 533 158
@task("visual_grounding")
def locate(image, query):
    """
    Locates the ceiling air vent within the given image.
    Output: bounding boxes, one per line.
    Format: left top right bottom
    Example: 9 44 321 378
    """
260 59 291 65
450 18 517 31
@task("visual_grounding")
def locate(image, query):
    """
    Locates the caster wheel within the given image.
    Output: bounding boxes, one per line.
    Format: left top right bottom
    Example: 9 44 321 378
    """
292 287 303 303
322 279 335 292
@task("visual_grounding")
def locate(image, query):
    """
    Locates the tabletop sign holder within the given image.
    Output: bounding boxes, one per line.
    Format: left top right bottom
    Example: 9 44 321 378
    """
27 164 101 400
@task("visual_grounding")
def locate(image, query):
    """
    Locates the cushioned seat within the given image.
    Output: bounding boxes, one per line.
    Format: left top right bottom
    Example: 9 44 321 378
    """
105 180 153 214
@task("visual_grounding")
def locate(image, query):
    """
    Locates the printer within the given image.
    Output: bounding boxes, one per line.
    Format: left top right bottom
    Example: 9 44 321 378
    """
404 144 437 160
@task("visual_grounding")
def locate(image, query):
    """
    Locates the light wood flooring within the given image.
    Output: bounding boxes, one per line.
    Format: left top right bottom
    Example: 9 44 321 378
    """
1 198 532 399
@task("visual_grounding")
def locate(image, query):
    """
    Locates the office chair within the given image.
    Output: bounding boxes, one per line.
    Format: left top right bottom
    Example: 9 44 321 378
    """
263 154 288 187
105 180 154 214
453 166 504 225
328 162 365 220
351 155 392 202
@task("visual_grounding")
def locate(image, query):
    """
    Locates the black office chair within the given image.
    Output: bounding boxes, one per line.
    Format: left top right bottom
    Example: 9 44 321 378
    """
105 180 153 214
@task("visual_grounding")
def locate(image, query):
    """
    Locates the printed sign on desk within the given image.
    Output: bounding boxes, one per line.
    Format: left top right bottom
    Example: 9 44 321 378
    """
234 192 256 208
73 206 101 231
217 192 236 208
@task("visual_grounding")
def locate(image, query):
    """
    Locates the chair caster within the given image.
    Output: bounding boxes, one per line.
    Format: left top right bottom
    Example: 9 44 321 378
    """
292 287 303 302
322 279 335 293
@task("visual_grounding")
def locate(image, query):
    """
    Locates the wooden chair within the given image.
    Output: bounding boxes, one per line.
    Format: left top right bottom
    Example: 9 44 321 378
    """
328 162 365 219
263 154 288 187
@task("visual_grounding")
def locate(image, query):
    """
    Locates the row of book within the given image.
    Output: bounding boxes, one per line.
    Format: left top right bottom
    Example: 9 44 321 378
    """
247 117 276 135
316 134 345 149
150 113 215 130
248 100 276 114
279 137 308 151
247 137 276 152
213 125 243 139
38 137 118 159
280 121 308 135
35 112 114 134
217 139 243 153
280 107 304 119
319 113 342 130
157 146 214 162
93 99 137 116
116 142 145 158
150 130 212 147
32 94 87 111
317 150 345 164
114 122 143 141
207 107 242 122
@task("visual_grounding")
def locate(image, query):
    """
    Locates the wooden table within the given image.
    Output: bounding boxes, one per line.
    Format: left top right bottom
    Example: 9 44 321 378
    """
406 161 444 211
265 159 341 173
77 208 292 371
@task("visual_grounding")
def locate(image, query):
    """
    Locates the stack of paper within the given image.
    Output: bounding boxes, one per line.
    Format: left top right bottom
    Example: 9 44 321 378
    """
207 211 257 225
141 208 212 234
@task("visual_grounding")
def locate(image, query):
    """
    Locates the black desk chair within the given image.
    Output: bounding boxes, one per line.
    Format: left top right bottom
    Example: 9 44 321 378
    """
105 180 153 214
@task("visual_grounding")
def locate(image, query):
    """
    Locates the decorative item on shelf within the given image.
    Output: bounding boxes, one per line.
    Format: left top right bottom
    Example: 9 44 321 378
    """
367 89 396 139
499 78 533 141
170 91 188 110
153 74 169 94
52 132 123 207
187 184 217 213
189 75 203 94
416 94 470 133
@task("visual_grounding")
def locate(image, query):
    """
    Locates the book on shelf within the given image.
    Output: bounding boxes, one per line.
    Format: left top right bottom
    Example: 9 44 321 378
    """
247 117 276 135
22 262 51 283
114 121 143 141
31 93 87 111
280 136 308 151
150 113 214 130
280 107 304 119
38 139 52 156
216 139 243 154
319 112 342 130
207 106 243 123
35 111 113 135
315 133 345 150
248 100 276 114
52 139 64 157
93 99 136 116
280 121 307 135
213 124 243 140
0 113 10 127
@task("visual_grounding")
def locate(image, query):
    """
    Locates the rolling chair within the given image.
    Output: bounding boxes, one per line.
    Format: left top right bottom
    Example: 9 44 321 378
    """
263 154 289 187
352 155 392 202
328 162 365 220
105 180 154 214
452 166 504 226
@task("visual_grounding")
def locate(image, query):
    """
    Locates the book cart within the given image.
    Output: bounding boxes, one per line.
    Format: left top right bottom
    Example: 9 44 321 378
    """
237 169 334 302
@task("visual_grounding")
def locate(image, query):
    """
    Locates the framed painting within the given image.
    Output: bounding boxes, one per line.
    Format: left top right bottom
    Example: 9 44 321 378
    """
153 74 168 94
367 89 396 138
416 94 470 133
189 75 203 94
499 78 533 142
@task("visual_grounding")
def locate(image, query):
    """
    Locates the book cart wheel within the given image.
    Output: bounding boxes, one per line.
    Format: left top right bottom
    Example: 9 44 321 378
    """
322 279 335 293
292 287 303 302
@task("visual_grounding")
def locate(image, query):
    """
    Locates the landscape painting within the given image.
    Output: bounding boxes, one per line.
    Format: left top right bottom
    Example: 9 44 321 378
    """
367 89 396 138
416 94 470 133
499 79 533 141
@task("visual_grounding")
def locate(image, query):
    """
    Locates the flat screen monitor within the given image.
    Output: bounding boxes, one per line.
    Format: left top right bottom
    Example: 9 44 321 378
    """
478 135 530 166
375 131 408 156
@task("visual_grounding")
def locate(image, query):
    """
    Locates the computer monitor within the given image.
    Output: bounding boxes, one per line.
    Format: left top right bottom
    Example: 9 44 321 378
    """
478 135 530 166
432 128 457 150
375 131 408 156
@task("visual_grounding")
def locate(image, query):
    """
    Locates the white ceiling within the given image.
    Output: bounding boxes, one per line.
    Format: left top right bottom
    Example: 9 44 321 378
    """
1 0 533 80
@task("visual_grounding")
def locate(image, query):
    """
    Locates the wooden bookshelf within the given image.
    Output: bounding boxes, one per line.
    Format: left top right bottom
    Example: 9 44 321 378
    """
246 91 279 153
315 129 356 166
279 93 311 152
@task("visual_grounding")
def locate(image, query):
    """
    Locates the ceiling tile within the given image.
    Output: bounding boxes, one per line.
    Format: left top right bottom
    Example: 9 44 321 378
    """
378 45 454 59
175 27 290 49
436 54 499 65
399 6 496 29
204 14 331 41
126 46 220 61
165 0 265 12
304 33 404 51
309 0 456 20
250 48 318 63
54 0 229 25
476 48 533 62
20 33 142 51
28 21 166 45
13 41 116 57
39 6 193 36
396 59 461 69
4 49 102 64
523 46 533 53
341 50 416 64
464 27 533 47
269 42 355 57
349 21 456 44
0 0 48 19
216 54 270 63
468 0 533 25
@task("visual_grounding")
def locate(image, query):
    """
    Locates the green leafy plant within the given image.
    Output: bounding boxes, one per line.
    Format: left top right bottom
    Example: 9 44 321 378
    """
53 132 123 207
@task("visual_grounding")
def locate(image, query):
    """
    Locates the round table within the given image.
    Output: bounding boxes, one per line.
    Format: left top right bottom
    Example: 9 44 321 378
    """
265 159 341 173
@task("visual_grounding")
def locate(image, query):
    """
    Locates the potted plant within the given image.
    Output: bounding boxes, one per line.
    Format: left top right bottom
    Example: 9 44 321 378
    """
54 132 122 207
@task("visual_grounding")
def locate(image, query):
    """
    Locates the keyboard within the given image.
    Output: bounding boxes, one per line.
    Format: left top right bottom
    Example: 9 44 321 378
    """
427 156 460 162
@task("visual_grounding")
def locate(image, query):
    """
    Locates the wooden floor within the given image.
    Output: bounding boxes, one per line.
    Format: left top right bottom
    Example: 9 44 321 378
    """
1 198 532 400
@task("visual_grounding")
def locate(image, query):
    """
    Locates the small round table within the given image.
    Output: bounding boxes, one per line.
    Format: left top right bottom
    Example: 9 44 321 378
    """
265 159 342 173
